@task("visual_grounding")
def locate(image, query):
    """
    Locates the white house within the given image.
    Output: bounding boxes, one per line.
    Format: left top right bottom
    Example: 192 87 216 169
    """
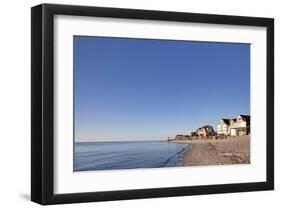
229 115 250 136
217 119 231 135
217 115 250 136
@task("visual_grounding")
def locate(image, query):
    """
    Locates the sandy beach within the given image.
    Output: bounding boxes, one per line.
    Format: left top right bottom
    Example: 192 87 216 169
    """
177 135 250 166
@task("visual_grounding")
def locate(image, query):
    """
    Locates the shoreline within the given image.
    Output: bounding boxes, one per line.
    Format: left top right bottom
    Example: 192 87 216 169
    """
175 135 250 166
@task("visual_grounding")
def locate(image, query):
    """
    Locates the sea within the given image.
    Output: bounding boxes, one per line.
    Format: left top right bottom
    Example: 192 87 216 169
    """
74 141 191 171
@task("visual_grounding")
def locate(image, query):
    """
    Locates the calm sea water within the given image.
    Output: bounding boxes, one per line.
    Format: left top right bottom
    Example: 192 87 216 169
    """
74 141 191 171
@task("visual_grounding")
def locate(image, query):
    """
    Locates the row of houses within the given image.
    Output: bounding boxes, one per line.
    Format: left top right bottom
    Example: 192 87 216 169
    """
167 115 250 141
217 115 250 136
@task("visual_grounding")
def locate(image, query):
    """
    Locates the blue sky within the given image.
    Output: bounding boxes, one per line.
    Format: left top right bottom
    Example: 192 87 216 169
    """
74 36 250 141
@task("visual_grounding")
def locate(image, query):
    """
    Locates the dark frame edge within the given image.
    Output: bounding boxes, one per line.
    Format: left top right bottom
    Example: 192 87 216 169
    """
31 4 56 205
266 19 274 190
41 3 273 26
48 182 271 205
31 4 43 204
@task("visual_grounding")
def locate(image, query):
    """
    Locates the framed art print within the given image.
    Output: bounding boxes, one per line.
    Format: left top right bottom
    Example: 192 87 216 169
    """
31 3 274 205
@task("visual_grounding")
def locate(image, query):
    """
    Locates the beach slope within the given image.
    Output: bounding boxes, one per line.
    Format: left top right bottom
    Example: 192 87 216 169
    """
182 135 250 166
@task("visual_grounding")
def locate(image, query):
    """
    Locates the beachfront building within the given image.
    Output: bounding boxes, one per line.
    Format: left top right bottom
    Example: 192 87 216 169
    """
190 132 199 140
217 115 250 136
196 125 215 139
230 118 237 126
217 119 231 135
217 118 238 135
174 134 190 141
175 134 184 140
184 135 191 140
229 115 250 136
190 132 197 137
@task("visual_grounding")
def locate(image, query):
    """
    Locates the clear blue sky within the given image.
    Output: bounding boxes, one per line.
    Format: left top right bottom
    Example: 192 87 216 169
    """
74 36 250 141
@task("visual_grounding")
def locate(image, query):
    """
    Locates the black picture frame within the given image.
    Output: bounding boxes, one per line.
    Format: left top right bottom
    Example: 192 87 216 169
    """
31 3 274 205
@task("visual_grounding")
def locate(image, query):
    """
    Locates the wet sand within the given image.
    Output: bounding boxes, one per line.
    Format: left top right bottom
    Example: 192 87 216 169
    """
179 135 250 166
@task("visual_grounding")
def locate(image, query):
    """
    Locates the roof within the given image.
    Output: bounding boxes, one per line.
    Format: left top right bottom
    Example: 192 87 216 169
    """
197 125 214 133
239 115 250 122
240 115 250 119
221 118 238 124
221 119 230 125
201 125 212 128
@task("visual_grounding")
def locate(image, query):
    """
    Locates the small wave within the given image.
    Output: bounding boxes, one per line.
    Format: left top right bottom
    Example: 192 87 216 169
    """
162 144 192 167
